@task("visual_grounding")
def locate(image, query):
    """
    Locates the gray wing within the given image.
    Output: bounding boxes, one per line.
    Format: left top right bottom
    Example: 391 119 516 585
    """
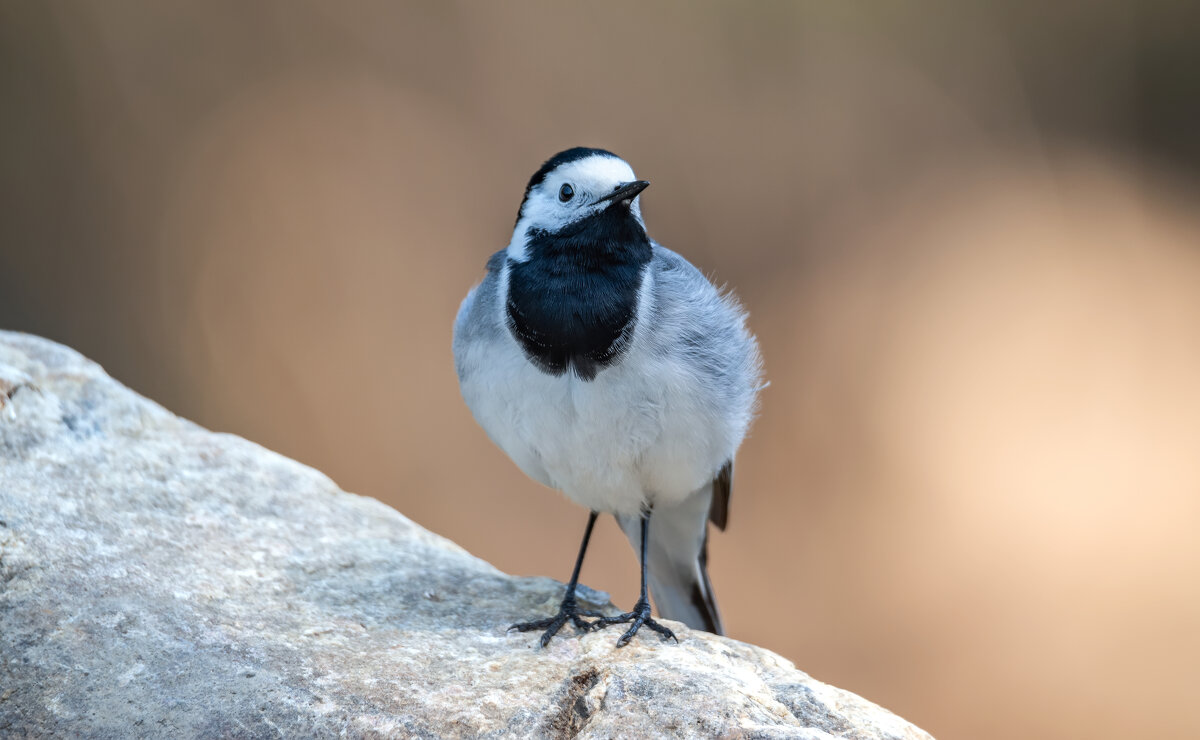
646 245 763 454
452 249 507 382
646 245 760 536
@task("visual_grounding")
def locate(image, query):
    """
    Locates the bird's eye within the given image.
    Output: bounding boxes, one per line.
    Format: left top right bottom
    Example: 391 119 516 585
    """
558 183 575 203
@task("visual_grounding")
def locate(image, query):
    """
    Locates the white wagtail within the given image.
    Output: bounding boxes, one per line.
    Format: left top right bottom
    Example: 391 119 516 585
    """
453 148 763 647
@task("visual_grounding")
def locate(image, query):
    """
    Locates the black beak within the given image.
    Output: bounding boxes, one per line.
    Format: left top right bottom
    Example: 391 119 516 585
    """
593 180 650 207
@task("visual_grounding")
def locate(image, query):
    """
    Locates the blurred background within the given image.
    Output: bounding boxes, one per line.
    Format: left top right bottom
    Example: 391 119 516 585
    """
3 2 1199 737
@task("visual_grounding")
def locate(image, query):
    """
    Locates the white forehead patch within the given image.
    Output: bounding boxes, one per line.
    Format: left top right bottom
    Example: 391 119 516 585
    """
507 154 644 261
551 155 637 192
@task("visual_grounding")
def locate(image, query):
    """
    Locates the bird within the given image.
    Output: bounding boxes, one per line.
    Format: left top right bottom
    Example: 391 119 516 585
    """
453 147 762 647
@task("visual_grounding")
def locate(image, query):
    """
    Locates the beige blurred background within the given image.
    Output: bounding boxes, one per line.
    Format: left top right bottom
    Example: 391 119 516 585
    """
3 2 1200 738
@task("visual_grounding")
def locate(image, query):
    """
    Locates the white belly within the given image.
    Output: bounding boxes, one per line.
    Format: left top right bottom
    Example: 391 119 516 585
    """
459 332 727 516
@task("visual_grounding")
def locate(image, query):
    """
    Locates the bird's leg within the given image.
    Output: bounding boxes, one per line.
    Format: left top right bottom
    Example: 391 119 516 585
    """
509 510 604 647
590 508 678 647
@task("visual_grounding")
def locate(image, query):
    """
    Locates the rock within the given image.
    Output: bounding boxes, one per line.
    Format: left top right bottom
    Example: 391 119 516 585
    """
0 330 932 739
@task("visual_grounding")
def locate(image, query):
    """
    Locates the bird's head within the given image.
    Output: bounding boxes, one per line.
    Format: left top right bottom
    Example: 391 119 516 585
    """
507 147 650 262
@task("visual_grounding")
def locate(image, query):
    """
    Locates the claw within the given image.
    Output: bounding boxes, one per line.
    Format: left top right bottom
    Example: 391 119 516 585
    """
510 595 598 647
590 599 676 647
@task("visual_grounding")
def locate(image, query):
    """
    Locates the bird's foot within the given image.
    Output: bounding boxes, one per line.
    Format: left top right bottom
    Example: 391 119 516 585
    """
589 598 677 647
509 593 604 648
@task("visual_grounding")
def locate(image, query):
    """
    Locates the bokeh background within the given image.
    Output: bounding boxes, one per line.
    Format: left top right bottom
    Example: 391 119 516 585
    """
4 2 1200 738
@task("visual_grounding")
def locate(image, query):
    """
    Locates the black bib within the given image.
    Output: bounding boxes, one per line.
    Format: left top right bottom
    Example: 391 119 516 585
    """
506 207 652 381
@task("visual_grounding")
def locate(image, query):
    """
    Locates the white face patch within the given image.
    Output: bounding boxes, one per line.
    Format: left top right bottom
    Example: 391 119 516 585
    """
507 154 645 262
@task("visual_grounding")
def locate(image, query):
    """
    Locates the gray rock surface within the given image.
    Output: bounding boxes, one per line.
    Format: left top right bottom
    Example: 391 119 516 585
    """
0 331 932 739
